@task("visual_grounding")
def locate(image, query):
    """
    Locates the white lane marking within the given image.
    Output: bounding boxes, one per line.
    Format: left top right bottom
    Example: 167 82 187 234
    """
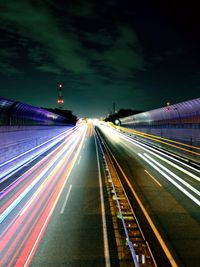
144 153 200 197
139 153 200 206
104 126 200 176
77 155 82 165
23 126 87 267
144 169 162 187
94 134 111 267
60 184 72 214
107 147 177 267
0 129 83 224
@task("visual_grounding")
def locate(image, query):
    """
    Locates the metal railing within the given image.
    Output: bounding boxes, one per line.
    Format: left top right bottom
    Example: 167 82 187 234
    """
95 129 157 266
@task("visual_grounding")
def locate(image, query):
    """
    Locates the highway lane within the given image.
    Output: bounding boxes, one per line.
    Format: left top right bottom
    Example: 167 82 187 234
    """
0 124 91 266
29 124 109 267
1 120 199 266
0 126 79 183
0 126 85 222
119 126 200 161
0 123 120 267
96 123 200 267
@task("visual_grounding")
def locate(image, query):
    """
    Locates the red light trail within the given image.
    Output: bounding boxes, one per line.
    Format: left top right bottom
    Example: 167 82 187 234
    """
0 124 87 266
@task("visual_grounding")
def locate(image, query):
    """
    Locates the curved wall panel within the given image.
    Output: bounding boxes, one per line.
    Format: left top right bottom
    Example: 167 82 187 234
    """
0 97 67 125
120 98 200 128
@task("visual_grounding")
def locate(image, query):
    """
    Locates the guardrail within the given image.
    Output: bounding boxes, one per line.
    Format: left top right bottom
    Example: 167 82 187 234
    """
95 129 156 267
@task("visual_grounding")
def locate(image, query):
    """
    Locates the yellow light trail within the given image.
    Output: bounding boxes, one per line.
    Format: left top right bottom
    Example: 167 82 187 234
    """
109 151 178 267
119 127 200 156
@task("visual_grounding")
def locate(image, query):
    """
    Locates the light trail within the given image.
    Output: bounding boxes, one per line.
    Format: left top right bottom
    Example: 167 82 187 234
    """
0 128 78 200
120 127 200 154
98 136 178 267
0 124 87 266
99 125 200 205
0 126 83 220
0 126 77 168
1 125 85 238
0 126 80 201
139 153 200 206
100 124 200 178
22 126 86 266
0 125 80 183
144 153 200 197
143 152 200 182
97 122 200 266
19 185 44 216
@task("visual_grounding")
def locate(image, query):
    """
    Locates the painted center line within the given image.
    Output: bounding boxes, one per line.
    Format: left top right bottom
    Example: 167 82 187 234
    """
77 155 82 165
144 169 162 187
60 184 72 214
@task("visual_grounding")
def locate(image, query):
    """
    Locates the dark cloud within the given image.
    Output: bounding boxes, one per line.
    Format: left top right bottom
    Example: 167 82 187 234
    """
0 0 92 74
0 62 20 75
0 48 20 75
66 0 95 17
0 0 199 116
101 26 144 74
0 0 144 77
36 65 62 74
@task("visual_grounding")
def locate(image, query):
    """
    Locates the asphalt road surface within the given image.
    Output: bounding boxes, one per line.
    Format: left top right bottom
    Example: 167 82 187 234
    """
29 127 107 266
96 123 200 267
1 121 200 267
1 124 111 267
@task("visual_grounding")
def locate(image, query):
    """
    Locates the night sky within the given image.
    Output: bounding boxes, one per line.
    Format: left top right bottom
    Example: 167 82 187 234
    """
0 0 199 117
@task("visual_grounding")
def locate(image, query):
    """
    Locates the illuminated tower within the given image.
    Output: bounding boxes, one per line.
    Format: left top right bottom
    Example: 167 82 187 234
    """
57 82 64 108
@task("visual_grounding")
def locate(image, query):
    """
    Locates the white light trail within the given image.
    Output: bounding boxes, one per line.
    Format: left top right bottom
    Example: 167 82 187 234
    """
100 125 200 180
144 153 200 197
144 151 200 182
0 127 85 224
0 126 80 183
122 132 200 176
20 185 44 216
139 153 200 206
